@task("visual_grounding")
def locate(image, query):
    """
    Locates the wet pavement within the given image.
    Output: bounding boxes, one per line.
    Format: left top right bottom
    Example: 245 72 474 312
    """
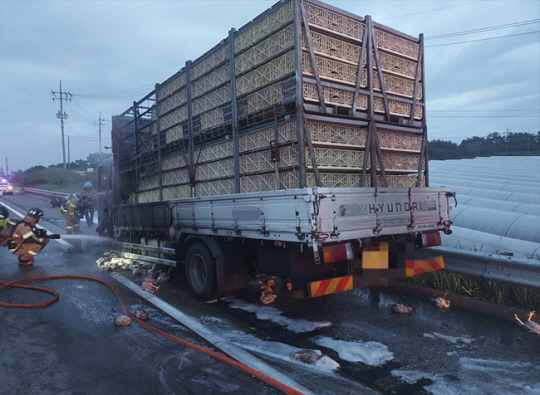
0 194 279 395
2 191 540 395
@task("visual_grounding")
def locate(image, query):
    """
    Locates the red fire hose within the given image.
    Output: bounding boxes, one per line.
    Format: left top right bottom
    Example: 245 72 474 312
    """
0 274 304 395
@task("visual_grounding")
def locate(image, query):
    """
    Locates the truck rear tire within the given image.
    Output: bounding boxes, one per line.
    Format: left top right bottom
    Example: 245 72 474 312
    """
185 243 217 301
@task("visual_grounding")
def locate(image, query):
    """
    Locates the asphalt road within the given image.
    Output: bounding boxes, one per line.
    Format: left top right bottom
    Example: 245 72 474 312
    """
0 192 280 395
1 191 539 395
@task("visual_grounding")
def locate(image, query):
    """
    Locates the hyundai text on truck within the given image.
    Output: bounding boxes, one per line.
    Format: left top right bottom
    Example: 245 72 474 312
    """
97 0 454 301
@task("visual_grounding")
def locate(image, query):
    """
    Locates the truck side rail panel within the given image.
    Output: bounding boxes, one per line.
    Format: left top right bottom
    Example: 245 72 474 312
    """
173 188 315 242
316 186 452 242
169 186 452 245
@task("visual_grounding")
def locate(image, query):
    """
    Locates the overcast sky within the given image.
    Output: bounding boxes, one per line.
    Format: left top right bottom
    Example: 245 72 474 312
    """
1 0 539 172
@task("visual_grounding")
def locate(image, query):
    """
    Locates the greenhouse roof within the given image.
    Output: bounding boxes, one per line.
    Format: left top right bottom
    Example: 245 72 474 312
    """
429 156 540 259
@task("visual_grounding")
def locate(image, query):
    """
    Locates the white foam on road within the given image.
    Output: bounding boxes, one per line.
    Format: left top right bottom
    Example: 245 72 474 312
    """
391 369 438 385
392 358 540 394
459 357 533 373
110 273 315 395
200 316 341 373
236 336 340 372
423 332 474 344
314 336 394 366
226 298 332 333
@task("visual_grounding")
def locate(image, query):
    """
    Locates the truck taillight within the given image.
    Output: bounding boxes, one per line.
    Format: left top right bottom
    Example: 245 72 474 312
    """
421 231 441 247
322 243 353 263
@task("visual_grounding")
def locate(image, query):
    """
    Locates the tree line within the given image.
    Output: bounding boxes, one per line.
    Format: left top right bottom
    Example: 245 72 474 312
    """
428 131 540 160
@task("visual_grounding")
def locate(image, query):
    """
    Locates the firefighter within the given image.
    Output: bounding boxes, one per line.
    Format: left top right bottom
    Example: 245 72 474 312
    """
80 181 96 226
0 205 17 245
60 193 81 234
8 208 59 266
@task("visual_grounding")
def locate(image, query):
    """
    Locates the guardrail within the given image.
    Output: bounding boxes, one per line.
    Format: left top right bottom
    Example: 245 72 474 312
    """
24 187 69 199
420 246 540 289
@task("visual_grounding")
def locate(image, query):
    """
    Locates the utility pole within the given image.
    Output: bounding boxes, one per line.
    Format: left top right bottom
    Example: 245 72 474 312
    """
67 136 71 169
52 81 72 170
94 112 107 157
505 128 509 156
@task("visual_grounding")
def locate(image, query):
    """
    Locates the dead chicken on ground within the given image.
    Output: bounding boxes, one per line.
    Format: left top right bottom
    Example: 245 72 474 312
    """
140 264 172 293
134 309 150 321
514 311 540 334
96 251 133 271
391 303 413 314
290 349 322 364
258 276 277 305
432 297 451 309
114 315 131 326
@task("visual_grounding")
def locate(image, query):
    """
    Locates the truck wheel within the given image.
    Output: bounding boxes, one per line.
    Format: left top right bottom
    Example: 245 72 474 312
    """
185 243 217 301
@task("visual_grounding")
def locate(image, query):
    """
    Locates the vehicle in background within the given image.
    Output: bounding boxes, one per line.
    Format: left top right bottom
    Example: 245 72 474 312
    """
0 179 14 195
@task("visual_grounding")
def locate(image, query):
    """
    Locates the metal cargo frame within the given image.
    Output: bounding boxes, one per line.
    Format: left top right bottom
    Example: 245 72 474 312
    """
111 0 428 205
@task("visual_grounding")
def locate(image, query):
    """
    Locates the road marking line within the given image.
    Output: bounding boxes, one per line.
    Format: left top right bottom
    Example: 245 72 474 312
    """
110 272 314 395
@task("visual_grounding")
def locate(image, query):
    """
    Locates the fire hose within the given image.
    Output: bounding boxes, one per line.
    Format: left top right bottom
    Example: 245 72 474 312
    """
0 274 304 395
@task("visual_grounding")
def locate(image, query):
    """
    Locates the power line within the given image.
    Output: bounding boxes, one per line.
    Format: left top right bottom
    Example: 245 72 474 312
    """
431 109 540 113
65 135 99 140
430 115 540 118
425 30 540 47
69 97 95 123
425 19 540 40
71 96 95 117
379 0 485 21
74 84 154 99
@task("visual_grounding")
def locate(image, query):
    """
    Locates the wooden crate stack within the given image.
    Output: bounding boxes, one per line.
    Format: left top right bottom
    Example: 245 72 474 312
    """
301 0 424 187
234 0 295 117
118 0 427 203
238 120 297 193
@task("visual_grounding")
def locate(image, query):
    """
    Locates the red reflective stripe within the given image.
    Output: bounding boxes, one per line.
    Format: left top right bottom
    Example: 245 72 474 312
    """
337 275 350 292
406 256 444 276
313 279 331 297
311 276 353 297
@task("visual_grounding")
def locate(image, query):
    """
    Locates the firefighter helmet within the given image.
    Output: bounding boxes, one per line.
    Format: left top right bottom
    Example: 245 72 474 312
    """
0 206 8 219
27 208 44 219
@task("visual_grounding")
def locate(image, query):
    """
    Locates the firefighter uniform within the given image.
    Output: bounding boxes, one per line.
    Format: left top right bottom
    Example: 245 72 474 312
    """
0 206 17 245
60 194 81 234
81 181 96 226
8 208 50 266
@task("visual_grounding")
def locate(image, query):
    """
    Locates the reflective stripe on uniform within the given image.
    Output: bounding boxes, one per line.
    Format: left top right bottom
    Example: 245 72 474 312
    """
29 250 38 256
23 231 34 239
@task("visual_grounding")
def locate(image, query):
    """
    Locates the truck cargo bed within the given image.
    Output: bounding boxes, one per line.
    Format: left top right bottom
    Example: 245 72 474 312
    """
169 186 452 245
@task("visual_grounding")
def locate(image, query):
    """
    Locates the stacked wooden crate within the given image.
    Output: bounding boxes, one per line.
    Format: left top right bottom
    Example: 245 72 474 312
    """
300 0 424 188
238 120 298 192
154 70 191 202
234 0 296 118
115 0 427 204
